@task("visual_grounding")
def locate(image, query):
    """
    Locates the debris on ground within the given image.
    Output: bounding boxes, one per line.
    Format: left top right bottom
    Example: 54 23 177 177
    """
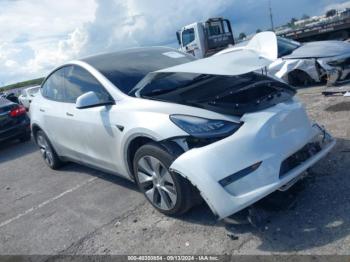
226 233 239 240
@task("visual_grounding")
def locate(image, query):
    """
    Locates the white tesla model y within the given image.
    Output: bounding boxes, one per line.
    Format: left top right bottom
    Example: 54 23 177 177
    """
30 42 335 219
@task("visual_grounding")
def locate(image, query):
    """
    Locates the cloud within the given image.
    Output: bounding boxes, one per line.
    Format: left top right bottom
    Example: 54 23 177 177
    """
0 0 96 85
27 27 88 73
1 0 350 86
81 0 236 55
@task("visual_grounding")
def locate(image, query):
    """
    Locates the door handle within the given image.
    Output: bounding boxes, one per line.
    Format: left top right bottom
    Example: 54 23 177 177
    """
39 108 45 112
66 112 74 117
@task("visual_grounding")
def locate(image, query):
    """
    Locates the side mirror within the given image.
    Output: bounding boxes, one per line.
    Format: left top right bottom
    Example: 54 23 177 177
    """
76 91 114 109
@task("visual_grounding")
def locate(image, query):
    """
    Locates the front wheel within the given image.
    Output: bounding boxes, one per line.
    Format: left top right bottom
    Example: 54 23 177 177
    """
133 143 196 216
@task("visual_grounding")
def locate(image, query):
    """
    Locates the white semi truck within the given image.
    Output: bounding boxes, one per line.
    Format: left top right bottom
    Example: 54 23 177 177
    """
176 18 235 58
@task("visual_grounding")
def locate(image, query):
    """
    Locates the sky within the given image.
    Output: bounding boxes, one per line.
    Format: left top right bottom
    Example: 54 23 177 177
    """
1 0 350 86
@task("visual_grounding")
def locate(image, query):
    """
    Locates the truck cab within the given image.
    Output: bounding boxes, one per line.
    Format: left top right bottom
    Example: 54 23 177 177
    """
176 18 235 58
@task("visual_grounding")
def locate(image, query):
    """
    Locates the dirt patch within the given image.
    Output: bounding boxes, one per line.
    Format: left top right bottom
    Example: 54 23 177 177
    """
325 101 350 112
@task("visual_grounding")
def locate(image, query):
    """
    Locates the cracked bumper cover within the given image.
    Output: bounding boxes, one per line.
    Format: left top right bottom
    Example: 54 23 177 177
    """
169 102 335 219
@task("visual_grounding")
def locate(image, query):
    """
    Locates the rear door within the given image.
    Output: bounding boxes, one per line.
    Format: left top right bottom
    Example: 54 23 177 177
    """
40 67 72 156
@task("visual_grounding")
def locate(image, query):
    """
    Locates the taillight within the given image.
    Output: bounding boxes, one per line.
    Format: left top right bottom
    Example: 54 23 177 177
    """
10 105 26 117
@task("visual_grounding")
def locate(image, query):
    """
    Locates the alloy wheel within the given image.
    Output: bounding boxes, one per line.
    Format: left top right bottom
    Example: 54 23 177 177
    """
137 155 177 210
36 134 54 167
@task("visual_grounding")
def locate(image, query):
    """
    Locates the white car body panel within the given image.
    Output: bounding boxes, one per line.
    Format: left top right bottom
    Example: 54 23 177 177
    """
268 58 321 82
157 49 273 76
170 98 335 218
30 47 336 219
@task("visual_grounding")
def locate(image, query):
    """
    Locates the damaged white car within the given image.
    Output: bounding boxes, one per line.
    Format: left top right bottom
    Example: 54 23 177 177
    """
219 32 350 86
30 44 335 219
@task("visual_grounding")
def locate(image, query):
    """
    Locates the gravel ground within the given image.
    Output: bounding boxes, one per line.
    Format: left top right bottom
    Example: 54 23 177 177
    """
0 85 349 255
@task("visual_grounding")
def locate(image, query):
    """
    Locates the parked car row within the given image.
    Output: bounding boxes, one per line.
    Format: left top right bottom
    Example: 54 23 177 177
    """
217 32 350 87
0 97 31 144
0 86 40 145
28 43 335 220
18 85 40 110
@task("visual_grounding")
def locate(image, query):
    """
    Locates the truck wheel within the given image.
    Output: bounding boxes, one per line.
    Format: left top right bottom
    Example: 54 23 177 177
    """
133 143 195 216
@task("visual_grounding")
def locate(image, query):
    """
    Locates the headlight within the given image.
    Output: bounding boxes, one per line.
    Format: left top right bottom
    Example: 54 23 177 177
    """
170 114 241 138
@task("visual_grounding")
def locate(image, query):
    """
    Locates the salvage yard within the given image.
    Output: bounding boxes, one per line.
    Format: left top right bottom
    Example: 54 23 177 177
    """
0 85 349 255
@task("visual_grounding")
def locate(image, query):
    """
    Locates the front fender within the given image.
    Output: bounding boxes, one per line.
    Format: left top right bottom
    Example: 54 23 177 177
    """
269 59 320 82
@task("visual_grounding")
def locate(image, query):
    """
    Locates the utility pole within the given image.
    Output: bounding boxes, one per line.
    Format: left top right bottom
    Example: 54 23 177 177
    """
269 0 275 31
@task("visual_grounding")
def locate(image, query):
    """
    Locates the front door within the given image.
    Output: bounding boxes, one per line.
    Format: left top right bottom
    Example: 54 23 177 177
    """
62 65 121 173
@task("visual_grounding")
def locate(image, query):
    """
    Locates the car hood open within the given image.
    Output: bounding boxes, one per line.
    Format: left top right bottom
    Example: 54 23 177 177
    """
284 40 350 59
156 48 273 76
133 34 277 97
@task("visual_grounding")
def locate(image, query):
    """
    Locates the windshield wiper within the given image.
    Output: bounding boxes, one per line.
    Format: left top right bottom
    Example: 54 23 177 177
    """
141 87 179 97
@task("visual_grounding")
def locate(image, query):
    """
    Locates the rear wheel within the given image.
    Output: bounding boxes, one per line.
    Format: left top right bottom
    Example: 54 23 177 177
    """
288 70 314 87
35 130 62 169
133 143 195 216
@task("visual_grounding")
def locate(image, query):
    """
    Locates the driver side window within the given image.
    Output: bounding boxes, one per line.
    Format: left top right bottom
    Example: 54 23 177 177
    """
64 65 111 103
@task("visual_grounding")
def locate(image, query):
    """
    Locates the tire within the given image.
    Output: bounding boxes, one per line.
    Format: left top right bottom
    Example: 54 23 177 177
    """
35 130 63 169
133 143 195 216
19 132 31 142
288 70 314 87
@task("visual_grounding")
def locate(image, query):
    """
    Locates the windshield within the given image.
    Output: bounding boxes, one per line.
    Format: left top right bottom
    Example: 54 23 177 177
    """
182 28 195 46
277 37 301 57
133 73 212 97
83 48 196 95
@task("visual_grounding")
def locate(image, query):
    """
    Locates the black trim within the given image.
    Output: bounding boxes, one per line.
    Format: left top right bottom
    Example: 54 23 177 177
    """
219 162 262 187
76 101 115 109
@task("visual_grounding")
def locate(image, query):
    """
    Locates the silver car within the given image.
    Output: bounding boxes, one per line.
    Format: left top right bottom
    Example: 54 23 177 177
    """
18 85 40 110
30 47 335 219
219 33 350 86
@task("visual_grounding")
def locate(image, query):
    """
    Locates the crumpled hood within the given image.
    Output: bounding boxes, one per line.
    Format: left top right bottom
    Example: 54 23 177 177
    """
284 40 350 59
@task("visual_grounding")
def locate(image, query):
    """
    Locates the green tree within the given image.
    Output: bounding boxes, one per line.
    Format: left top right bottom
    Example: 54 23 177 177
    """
238 32 247 40
301 14 310 20
326 9 336 17
290 17 298 24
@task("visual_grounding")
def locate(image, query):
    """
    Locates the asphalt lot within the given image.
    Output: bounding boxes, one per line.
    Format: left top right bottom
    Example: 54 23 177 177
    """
0 85 349 255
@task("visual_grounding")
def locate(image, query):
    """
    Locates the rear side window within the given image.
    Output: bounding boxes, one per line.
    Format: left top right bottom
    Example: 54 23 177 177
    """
64 65 111 103
42 68 65 101
182 28 195 46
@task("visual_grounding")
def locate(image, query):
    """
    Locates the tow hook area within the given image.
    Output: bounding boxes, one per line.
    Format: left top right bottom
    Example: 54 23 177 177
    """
278 172 307 191
224 178 306 227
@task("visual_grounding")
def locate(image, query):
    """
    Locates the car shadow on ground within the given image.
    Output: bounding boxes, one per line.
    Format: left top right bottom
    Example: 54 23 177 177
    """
179 137 350 252
0 139 37 164
60 162 139 192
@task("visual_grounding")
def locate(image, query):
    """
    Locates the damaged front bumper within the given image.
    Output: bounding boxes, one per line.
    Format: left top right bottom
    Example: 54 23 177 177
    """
170 102 335 219
318 55 350 86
